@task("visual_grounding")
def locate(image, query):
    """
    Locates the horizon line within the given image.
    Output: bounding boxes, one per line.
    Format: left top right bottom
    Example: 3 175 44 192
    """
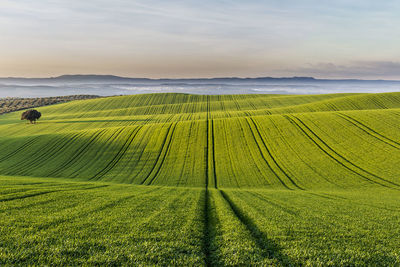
1 74 400 82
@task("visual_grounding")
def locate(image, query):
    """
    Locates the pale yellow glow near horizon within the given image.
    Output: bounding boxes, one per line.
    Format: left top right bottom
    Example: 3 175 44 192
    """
1 0 400 79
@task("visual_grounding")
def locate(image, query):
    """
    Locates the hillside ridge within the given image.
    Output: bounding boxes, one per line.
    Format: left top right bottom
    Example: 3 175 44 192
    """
0 92 398 189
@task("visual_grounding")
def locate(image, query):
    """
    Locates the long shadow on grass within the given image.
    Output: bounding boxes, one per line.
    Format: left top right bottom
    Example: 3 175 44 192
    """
203 188 213 267
220 190 296 266
34 186 161 232
0 185 109 203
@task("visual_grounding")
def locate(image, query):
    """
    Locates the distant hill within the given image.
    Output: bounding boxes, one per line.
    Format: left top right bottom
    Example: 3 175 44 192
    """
1 74 400 84
0 92 399 187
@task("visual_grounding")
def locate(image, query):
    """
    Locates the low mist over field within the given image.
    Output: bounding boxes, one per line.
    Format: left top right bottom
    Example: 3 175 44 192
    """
1 75 400 98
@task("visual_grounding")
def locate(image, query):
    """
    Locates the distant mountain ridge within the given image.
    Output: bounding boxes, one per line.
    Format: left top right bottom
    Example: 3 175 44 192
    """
52 75 318 82
1 74 400 83
1 74 400 98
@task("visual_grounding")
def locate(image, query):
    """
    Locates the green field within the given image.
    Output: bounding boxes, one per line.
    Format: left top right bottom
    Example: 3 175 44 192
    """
1 92 400 265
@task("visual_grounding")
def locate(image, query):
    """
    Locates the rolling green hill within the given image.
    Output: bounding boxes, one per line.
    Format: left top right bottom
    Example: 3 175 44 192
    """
0 92 399 189
1 92 400 265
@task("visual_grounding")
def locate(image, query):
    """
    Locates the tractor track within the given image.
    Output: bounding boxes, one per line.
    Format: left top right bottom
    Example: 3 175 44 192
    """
47 128 110 177
246 117 304 190
286 115 400 189
336 112 400 150
0 136 42 162
89 126 143 181
140 123 177 185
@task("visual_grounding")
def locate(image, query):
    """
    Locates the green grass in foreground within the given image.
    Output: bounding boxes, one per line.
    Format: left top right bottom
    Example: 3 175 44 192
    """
1 177 399 265
0 92 400 265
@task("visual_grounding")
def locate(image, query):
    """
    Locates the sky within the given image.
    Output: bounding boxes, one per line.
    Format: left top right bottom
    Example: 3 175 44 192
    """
1 0 400 79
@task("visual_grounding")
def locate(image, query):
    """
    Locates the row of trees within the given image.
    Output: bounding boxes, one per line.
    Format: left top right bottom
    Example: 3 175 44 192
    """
0 95 98 115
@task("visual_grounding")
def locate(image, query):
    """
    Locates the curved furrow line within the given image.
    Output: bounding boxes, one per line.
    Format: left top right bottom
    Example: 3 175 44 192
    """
47 128 110 177
0 190 59 202
233 97 241 111
371 97 387 109
35 187 163 232
66 128 127 178
128 126 165 183
336 113 400 150
0 188 32 196
0 185 109 203
0 199 55 213
249 117 304 190
247 191 299 216
392 110 400 117
135 125 173 185
237 119 275 187
89 126 143 181
268 117 343 188
139 123 175 185
303 192 346 201
125 126 154 184
243 118 290 190
247 117 304 190
58 93 343 115
17 131 88 174
146 123 177 185
2 132 83 175
0 136 42 162
292 115 400 188
236 190 341 231
286 115 400 188
302 190 400 213
129 190 190 240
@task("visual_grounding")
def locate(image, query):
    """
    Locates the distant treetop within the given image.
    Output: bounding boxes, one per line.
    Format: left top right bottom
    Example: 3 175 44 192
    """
21 109 41 124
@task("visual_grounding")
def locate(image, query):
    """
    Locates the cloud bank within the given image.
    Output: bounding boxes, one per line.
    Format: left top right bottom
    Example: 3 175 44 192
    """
284 61 400 79
1 0 400 78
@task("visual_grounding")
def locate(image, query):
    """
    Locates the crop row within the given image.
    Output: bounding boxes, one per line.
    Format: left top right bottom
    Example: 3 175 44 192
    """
2 93 400 130
0 93 399 189
1 177 400 265
0 109 399 189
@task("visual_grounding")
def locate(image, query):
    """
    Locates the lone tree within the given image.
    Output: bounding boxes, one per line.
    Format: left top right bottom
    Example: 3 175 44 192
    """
21 109 41 124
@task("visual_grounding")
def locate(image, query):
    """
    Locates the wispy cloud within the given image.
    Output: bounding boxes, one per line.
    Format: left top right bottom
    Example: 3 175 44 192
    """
1 0 400 78
283 61 400 79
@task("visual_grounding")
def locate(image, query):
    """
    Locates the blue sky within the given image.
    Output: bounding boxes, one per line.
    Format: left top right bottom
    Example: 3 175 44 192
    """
1 0 400 78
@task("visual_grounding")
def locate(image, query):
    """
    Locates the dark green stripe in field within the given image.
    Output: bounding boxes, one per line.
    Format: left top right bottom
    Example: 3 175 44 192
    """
0 92 399 189
1 177 400 265
0 93 400 265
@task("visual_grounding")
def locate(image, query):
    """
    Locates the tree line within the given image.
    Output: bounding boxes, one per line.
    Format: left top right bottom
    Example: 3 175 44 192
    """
0 95 99 115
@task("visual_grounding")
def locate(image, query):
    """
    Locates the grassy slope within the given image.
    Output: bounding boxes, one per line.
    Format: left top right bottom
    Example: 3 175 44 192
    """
1 92 400 265
0 92 399 189
1 177 400 265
